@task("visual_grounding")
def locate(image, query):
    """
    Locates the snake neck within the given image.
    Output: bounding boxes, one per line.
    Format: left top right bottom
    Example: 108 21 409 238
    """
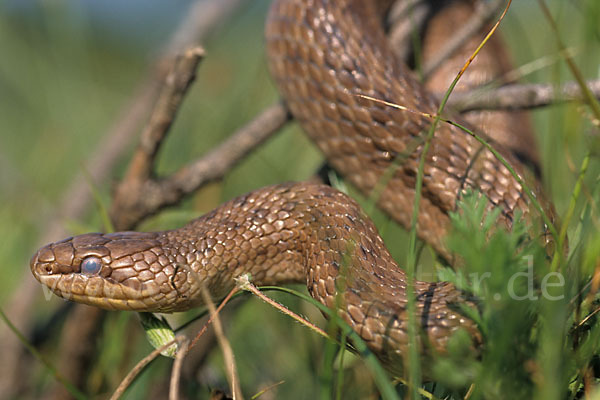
174 182 398 301
176 182 481 362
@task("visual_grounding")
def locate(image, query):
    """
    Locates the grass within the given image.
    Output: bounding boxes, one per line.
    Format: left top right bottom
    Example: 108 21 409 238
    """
1 0 599 399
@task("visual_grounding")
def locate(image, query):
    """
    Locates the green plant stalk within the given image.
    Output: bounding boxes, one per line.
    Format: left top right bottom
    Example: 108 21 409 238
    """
321 321 339 400
550 151 590 272
335 333 348 400
0 307 87 400
404 128 428 398
326 244 355 400
536 0 598 273
405 4 513 397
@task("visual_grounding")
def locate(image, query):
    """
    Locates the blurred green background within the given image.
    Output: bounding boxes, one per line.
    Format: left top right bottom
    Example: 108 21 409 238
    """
0 0 598 398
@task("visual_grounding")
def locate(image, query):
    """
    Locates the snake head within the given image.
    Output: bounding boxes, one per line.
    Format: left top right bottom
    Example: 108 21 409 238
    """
30 232 203 312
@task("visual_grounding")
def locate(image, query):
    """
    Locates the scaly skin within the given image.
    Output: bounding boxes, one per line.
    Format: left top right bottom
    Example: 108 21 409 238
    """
31 182 480 373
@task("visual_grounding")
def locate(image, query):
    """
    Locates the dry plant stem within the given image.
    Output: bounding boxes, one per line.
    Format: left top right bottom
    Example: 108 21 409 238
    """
422 0 504 80
446 79 600 112
169 338 190 400
200 287 243 400
110 337 185 400
236 277 330 341
251 380 285 399
188 286 239 352
110 101 291 230
110 46 206 230
123 47 206 184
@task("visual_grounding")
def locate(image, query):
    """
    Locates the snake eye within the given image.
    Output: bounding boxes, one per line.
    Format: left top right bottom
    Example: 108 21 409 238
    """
81 256 102 275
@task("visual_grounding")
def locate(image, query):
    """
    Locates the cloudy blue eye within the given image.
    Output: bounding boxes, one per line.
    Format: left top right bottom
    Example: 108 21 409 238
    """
81 256 102 275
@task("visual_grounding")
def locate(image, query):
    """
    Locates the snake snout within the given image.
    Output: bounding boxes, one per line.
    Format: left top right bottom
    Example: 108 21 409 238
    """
30 240 77 280
30 246 54 278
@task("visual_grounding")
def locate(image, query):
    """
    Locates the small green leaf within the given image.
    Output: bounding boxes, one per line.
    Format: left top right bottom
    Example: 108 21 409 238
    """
138 312 178 358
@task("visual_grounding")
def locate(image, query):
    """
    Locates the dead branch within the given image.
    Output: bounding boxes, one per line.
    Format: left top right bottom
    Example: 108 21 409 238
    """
123 47 206 186
110 101 290 230
107 46 205 231
446 79 600 112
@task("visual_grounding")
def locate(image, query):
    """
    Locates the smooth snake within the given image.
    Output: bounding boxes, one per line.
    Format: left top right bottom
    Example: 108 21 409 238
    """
30 0 557 372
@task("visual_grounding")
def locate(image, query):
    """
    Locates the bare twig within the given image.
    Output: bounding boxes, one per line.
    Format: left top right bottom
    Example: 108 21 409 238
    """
109 46 206 230
123 47 205 185
445 79 600 112
200 287 243 400
110 101 290 230
110 337 185 400
165 0 247 58
189 287 239 352
169 338 190 400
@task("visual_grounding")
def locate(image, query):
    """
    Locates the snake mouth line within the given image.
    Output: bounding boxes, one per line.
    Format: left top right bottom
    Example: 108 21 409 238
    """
36 274 155 311
36 273 203 313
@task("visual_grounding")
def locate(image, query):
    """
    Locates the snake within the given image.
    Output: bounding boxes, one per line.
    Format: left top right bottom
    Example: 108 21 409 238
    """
30 0 557 373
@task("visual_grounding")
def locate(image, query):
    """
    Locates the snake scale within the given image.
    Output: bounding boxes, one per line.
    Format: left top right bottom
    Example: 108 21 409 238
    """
30 0 556 372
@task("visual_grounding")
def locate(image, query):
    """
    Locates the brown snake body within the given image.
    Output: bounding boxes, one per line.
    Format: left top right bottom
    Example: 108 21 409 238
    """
31 0 555 372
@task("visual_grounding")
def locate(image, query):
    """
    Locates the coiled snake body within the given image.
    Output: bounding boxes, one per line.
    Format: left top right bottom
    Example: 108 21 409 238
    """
30 0 555 371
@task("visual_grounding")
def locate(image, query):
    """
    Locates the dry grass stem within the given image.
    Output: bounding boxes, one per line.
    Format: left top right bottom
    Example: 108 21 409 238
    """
110 336 184 400
169 338 190 400
200 286 243 400
250 380 285 399
446 79 600 112
235 275 330 342
188 286 239 352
